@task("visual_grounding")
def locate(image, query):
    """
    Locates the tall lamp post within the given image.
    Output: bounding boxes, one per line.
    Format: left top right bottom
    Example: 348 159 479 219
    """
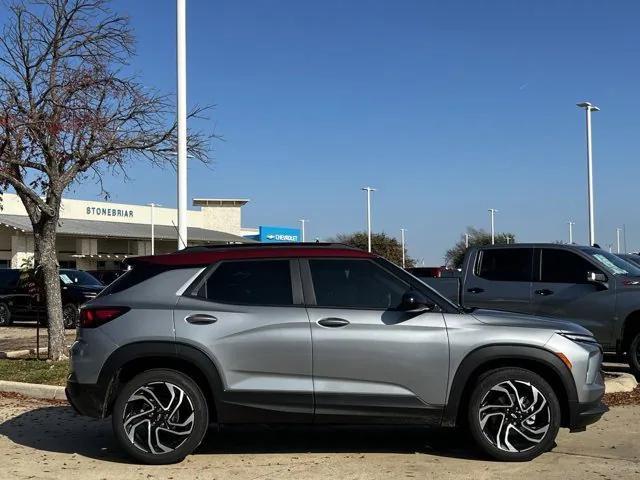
488 208 498 244
147 203 161 255
362 187 376 252
176 0 188 249
299 219 308 242
400 228 406 268
577 101 599 246
568 221 575 244
617 227 623 254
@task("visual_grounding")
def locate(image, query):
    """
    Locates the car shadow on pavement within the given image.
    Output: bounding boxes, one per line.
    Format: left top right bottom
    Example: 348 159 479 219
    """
0 405 130 463
1 404 484 464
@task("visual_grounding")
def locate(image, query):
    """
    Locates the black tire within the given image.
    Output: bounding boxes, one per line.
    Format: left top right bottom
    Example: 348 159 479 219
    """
62 304 79 329
111 369 209 464
0 302 11 326
467 367 561 461
628 332 640 379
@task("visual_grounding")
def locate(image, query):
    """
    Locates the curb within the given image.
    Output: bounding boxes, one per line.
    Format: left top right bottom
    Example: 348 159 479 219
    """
605 372 638 394
0 380 66 400
0 347 48 359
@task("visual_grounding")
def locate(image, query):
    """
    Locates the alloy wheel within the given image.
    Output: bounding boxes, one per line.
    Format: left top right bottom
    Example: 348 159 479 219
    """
478 380 551 453
62 305 78 328
0 304 9 325
122 381 195 455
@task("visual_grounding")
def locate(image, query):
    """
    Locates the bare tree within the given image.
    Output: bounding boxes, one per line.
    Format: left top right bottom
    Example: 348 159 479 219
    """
0 0 213 360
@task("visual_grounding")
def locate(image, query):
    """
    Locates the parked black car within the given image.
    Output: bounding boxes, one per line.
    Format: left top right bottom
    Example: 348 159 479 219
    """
85 269 126 286
617 253 640 269
0 269 104 328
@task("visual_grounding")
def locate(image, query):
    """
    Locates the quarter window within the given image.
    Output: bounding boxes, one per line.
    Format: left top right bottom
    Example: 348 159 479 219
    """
477 248 533 282
540 249 599 284
204 260 293 306
309 259 408 309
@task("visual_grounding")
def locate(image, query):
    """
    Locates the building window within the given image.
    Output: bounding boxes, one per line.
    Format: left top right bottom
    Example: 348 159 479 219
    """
59 260 77 269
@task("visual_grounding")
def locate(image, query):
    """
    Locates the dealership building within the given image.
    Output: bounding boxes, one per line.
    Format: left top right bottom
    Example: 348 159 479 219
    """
0 193 263 270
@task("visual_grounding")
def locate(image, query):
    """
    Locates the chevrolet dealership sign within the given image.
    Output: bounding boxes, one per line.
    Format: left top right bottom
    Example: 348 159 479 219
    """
259 226 301 243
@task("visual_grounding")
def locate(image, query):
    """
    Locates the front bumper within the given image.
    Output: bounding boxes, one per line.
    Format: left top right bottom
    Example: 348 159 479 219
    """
65 376 107 418
568 399 608 432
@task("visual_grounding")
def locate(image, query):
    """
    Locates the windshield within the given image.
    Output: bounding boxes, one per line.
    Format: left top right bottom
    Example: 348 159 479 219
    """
584 249 640 277
59 270 103 287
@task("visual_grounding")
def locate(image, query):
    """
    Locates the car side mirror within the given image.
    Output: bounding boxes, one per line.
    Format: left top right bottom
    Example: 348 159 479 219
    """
587 271 607 283
400 290 434 313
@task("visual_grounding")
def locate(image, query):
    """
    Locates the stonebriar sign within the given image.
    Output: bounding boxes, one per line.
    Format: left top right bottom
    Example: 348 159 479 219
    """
86 206 135 218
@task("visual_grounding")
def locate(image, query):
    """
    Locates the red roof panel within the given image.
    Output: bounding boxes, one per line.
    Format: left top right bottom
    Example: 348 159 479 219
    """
129 245 373 267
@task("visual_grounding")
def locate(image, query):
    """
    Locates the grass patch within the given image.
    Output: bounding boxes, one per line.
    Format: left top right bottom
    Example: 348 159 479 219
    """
0 358 68 386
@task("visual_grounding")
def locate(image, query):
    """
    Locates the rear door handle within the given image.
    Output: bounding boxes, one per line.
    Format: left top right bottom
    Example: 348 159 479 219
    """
467 287 484 294
317 317 350 328
185 314 218 325
535 289 554 296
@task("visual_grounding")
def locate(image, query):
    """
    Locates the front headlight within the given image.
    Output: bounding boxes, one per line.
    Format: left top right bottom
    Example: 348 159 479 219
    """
558 332 600 347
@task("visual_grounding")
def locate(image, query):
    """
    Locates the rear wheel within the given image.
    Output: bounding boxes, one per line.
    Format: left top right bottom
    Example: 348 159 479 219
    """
0 302 11 326
62 304 78 329
468 367 560 461
628 332 640 379
111 369 209 464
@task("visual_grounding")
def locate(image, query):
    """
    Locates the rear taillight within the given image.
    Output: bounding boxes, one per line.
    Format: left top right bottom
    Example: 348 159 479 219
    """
79 307 130 328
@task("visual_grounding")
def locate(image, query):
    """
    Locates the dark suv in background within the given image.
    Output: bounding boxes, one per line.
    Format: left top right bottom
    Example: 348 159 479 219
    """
67 243 605 464
0 268 103 328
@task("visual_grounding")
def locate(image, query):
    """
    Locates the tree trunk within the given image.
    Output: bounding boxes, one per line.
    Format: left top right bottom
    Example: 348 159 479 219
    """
33 218 66 361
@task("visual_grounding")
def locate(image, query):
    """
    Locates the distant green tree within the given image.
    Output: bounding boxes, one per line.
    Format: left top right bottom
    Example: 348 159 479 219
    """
444 227 516 268
333 232 416 268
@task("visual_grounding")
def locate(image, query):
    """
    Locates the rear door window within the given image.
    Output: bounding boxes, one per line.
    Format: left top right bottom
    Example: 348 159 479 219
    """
476 248 533 282
203 260 293 306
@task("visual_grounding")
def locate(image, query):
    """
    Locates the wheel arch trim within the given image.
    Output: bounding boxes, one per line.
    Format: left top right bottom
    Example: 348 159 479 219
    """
96 341 225 418
442 344 578 428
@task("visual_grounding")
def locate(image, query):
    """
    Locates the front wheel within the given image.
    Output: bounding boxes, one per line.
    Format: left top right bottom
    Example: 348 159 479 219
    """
628 332 640 379
111 369 209 464
468 367 561 461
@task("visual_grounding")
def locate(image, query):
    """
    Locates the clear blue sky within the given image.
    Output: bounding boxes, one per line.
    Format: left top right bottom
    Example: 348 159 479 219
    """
66 0 640 264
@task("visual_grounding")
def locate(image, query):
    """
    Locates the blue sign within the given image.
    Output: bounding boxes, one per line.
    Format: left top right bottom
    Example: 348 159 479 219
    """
258 226 301 243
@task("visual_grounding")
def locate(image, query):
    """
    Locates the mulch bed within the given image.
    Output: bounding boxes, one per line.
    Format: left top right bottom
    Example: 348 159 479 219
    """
603 385 640 406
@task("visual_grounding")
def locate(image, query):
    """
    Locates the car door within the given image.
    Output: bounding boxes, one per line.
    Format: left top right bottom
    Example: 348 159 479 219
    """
174 258 313 423
461 247 534 313
530 248 615 345
303 257 449 425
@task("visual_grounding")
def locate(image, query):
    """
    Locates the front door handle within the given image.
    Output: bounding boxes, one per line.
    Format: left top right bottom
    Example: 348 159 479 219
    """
185 314 218 325
317 317 350 328
535 289 554 296
467 287 484 294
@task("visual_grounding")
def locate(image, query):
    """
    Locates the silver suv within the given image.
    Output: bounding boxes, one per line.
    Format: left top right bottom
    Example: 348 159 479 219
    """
66 244 606 464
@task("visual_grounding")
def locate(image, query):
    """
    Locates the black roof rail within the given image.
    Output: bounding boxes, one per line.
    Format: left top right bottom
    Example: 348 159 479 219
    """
178 242 361 253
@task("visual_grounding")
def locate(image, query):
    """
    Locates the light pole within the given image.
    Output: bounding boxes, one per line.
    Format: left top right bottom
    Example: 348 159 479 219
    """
488 209 498 244
299 219 308 242
362 187 376 252
147 203 161 255
176 0 188 250
465 233 470 248
617 227 622 253
400 228 406 268
568 221 575 244
577 101 599 246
